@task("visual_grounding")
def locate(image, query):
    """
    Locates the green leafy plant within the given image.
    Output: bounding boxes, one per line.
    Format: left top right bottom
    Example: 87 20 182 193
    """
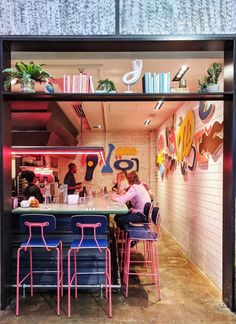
96 79 116 92
198 62 223 92
206 62 222 85
198 77 207 92
2 61 52 91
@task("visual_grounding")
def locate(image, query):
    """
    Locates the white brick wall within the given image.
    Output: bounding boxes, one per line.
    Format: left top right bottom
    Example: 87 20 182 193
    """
156 101 223 288
58 130 156 193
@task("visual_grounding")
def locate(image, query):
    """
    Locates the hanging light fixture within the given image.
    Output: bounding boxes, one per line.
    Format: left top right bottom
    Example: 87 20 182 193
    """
11 146 106 165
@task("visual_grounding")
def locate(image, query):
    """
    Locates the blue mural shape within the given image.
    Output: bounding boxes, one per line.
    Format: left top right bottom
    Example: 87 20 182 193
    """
102 143 115 173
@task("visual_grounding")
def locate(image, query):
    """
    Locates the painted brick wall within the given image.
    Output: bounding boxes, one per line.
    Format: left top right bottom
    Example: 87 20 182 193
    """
156 101 223 288
58 130 156 194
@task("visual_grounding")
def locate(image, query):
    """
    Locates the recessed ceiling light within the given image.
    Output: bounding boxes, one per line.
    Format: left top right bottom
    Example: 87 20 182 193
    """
93 125 102 129
144 119 151 125
172 65 189 81
154 100 163 110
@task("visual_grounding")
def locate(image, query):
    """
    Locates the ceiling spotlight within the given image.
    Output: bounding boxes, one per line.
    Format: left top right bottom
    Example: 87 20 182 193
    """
154 101 163 110
172 65 189 81
144 119 151 126
93 125 102 129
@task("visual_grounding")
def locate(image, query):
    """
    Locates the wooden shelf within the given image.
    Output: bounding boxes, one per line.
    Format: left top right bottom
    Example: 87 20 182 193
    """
3 92 233 102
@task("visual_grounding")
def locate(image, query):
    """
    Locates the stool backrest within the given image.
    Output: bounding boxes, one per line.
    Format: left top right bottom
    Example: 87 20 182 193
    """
143 202 152 218
19 214 56 234
71 215 108 235
151 207 161 237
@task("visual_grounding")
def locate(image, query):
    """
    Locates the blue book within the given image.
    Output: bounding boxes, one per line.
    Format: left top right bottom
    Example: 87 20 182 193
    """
153 73 160 93
149 72 154 93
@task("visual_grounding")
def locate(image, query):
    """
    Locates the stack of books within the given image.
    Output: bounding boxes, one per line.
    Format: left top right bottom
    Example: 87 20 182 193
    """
63 73 95 93
171 87 189 93
142 72 171 93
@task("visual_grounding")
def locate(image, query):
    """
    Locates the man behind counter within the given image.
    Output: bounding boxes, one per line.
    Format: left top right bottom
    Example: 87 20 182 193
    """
64 163 82 195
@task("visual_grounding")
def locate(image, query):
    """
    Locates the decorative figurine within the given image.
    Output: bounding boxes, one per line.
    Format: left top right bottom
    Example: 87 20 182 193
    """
45 78 54 93
122 59 143 93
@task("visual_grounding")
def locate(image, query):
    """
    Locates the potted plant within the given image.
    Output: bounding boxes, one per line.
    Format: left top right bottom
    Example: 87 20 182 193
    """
2 61 52 93
96 79 116 93
198 62 223 93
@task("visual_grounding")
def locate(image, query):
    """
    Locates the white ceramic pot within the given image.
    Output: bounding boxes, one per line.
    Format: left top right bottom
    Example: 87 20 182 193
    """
206 84 219 93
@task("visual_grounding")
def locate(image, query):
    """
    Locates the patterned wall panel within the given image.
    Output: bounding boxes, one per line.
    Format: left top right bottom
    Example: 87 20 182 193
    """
120 0 236 35
0 0 116 35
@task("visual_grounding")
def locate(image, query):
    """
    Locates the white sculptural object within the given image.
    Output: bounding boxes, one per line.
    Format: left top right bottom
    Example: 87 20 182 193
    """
122 59 143 93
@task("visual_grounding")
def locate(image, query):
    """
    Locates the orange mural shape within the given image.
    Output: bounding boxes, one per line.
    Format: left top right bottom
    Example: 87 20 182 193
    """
194 129 208 163
199 121 223 158
176 110 195 162
115 147 137 156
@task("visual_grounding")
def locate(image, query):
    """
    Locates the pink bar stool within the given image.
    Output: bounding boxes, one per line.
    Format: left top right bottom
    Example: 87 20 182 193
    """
123 207 161 299
119 202 153 273
16 214 63 316
68 215 112 318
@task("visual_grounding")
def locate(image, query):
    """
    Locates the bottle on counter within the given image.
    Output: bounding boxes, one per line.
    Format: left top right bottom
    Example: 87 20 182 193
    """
80 186 87 197
44 181 52 204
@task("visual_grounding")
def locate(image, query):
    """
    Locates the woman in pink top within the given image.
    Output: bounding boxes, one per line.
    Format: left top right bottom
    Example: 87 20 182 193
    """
112 171 151 230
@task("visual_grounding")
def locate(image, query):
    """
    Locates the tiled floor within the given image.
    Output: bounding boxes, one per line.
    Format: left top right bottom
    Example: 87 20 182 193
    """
1 229 236 323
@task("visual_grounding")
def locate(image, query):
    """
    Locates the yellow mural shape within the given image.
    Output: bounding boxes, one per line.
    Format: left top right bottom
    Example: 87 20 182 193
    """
115 147 137 156
156 152 164 165
176 110 195 162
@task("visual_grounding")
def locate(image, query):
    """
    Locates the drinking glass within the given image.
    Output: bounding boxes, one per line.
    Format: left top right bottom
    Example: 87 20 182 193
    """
79 196 86 206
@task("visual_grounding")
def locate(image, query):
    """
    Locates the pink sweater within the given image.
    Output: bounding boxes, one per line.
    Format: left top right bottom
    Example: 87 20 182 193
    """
112 183 151 213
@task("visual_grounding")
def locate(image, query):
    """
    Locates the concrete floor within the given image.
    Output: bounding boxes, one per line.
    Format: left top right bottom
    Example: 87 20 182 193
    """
1 229 236 324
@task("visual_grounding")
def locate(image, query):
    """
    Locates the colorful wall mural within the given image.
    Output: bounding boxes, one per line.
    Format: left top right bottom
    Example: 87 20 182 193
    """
156 101 223 179
80 143 139 181
102 144 139 174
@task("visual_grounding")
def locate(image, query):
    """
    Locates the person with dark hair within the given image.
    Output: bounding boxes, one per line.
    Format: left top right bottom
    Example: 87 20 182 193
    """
64 163 82 195
21 170 44 203
112 171 151 229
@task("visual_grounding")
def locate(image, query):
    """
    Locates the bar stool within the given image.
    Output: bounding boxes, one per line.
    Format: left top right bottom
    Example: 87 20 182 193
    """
119 202 152 272
124 207 161 299
68 215 112 318
16 214 63 316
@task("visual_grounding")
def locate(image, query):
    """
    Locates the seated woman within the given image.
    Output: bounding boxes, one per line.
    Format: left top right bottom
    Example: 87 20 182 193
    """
112 171 129 195
112 171 151 230
21 170 44 203
117 171 129 195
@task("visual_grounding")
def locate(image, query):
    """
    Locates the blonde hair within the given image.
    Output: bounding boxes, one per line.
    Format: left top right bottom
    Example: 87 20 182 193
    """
116 171 126 182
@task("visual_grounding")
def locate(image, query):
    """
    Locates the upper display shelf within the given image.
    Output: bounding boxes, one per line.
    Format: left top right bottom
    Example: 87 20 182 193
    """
3 92 232 102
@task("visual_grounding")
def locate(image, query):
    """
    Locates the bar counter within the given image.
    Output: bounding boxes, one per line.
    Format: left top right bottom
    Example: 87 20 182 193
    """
12 199 128 215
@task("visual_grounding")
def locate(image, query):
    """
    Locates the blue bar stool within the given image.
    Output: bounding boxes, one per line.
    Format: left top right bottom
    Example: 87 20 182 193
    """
16 214 63 316
68 215 112 318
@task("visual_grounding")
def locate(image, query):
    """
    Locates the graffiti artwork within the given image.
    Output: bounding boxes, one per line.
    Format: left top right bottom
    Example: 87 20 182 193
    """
198 101 215 122
115 147 137 158
102 143 139 174
176 110 195 162
199 121 223 158
157 134 164 153
85 154 99 181
102 143 115 173
157 108 223 180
